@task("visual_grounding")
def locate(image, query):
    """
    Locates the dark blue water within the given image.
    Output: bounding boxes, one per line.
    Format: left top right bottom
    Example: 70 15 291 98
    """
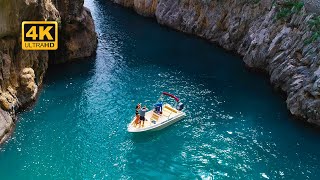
1 0 320 179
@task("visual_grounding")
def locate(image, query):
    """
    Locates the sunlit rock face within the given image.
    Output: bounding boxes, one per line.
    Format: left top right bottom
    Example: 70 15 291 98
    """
50 0 98 63
0 0 59 38
0 0 97 142
110 0 320 125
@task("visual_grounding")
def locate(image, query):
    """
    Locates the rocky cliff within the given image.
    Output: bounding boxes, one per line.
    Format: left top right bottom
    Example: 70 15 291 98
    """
0 0 97 143
50 0 98 63
110 0 320 125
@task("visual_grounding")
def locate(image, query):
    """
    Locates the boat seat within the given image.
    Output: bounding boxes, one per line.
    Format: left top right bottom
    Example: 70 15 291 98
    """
151 113 160 121
164 105 178 114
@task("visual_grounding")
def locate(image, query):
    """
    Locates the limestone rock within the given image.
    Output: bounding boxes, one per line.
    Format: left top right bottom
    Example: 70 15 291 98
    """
50 0 98 63
19 68 38 102
311 78 320 97
0 0 97 143
0 0 59 38
303 0 320 14
0 108 13 143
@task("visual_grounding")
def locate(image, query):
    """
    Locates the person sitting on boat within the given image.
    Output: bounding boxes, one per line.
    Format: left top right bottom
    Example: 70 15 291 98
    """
154 102 163 114
134 103 141 127
139 106 148 127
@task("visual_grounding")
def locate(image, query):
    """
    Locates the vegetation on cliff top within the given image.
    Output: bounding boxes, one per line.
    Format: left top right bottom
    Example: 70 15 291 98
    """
275 0 304 20
275 0 319 43
306 15 320 43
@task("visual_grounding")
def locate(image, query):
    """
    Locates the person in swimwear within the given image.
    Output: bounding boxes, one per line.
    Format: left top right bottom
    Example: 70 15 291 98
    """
134 103 141 127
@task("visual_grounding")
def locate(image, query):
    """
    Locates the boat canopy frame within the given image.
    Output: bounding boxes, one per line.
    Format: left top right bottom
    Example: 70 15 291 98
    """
162 92 179 102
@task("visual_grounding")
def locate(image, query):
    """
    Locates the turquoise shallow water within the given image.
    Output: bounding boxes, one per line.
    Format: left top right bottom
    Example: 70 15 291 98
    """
1 1 320 179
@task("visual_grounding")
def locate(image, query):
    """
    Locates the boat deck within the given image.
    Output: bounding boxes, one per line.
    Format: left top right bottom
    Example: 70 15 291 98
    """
129 104 184 130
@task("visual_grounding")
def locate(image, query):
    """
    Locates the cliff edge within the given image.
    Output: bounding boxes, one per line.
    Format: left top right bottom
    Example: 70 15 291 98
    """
110 0 320 125
0 0 97 143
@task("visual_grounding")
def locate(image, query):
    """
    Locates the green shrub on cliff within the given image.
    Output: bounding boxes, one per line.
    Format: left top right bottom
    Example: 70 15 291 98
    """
249 0 261 4
305 15 320 44
276 0 304 20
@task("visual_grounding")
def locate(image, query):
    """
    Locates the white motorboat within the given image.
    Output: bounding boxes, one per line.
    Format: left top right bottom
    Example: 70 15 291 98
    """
127 92 186 133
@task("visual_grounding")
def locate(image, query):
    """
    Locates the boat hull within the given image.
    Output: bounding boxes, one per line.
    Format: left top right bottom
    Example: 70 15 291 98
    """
127 112 186 133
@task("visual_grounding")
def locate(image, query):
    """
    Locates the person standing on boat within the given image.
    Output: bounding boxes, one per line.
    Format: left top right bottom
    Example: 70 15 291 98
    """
134 103 141 127
139 106 148 127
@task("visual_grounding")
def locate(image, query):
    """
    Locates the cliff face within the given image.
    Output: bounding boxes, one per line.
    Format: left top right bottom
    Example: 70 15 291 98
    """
110 0 320 125
50 0 98 63
304 0 320 13
0 0 97 143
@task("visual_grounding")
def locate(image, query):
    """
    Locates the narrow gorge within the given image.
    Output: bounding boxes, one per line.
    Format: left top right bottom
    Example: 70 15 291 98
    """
110 0 320 124
0 0 97 143
2 1 320 178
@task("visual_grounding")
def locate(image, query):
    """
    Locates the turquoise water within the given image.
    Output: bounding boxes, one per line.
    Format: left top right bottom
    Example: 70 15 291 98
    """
1 1 320 179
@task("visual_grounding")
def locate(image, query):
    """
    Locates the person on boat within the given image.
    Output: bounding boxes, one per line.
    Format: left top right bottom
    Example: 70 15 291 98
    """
134 103 141 127
139 106 148 127
154 102 163 114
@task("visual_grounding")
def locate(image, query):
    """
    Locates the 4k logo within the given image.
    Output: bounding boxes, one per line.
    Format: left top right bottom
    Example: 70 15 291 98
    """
22 21 58 50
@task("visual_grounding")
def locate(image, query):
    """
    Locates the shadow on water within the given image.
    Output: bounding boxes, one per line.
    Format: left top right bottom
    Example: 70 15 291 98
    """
16 56 96 116
44 57 96 84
